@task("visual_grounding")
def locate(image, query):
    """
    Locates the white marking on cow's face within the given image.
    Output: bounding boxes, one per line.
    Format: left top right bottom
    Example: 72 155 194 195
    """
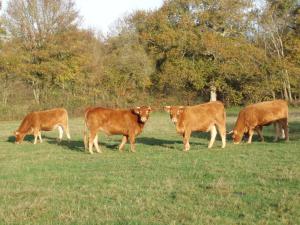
164 106 171 113
172 117 178 123
141 117 147 123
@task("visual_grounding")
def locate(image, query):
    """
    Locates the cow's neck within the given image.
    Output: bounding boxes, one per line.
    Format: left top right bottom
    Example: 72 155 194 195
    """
138 121 145 130
18 119 32 134
234 121 246 134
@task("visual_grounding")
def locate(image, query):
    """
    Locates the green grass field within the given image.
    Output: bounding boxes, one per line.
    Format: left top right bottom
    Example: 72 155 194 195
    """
0 109 299 225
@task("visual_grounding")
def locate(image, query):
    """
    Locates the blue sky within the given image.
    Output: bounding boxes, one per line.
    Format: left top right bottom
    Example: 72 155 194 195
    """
1 0 164 34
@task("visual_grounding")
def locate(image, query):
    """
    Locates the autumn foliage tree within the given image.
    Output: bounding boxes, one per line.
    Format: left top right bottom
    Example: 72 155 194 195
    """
0 0 299 119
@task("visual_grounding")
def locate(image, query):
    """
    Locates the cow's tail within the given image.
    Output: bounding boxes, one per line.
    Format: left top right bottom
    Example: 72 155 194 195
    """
223 108 226 132
83 109 89 151
65 111 71 140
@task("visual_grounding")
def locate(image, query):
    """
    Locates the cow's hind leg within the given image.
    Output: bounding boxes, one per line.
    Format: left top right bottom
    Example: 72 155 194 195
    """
119 135 128 152
273 122 280 142
208 125 217 148
61 125 71 141
255 126 264 142
61 124 71 141
93 134 102 153
281 118 289 141
57 126 63 142
216 123 226 148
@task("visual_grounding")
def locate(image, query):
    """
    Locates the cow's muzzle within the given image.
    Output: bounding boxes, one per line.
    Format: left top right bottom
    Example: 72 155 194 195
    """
140 117 147 123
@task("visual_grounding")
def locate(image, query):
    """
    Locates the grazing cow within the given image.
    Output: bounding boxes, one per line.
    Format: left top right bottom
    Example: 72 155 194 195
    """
14 108 71 144
231 100 288 144
83 106 152 154
164 101 226 151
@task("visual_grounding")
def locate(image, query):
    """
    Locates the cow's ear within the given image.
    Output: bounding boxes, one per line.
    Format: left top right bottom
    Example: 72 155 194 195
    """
148 106 152 112
164 106 171 113
133 107 140 115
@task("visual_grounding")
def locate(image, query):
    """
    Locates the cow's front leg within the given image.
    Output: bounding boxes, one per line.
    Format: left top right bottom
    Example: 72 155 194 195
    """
183 131 191 152
33 129 39 144
88 131 97 154
93 134 102 153
129 134 136 153
38 132 43 143
247 129 254 144
208 125 217 148
119 135 128 152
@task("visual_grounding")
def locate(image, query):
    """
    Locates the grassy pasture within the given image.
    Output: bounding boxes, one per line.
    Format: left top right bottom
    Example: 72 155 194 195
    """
0 109 299 225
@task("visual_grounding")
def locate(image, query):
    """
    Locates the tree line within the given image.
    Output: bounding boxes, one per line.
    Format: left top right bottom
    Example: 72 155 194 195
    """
0 0 299 119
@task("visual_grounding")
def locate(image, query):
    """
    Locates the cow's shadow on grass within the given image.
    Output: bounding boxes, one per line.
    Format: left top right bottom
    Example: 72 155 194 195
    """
136 136 206 150
289 121 300 141
43 136 84 152
46 136 120 152
7 135 34 143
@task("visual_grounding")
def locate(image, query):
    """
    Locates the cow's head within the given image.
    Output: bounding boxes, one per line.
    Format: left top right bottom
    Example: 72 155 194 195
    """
231 129 243 144
14 130 25 144
164 106 185 124
133 106 152 123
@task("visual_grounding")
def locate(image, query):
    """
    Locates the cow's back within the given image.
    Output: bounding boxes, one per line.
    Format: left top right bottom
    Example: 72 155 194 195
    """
183 101 225 131
85 107 138 135
243 100 288 127
36 108 68 130
17 108 68 133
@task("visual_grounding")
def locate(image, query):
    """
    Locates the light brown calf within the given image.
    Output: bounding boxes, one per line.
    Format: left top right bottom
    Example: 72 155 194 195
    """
14 108 70 144
165 101 226 151
231 100 288 144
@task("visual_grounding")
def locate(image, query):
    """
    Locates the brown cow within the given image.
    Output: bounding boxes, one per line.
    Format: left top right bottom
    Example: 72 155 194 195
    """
164 101 226 151
231 100 288 144
83 106 152 154
14 108 71 144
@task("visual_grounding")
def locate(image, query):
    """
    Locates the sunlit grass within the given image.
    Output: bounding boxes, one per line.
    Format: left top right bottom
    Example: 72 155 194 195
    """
0 110 299 224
